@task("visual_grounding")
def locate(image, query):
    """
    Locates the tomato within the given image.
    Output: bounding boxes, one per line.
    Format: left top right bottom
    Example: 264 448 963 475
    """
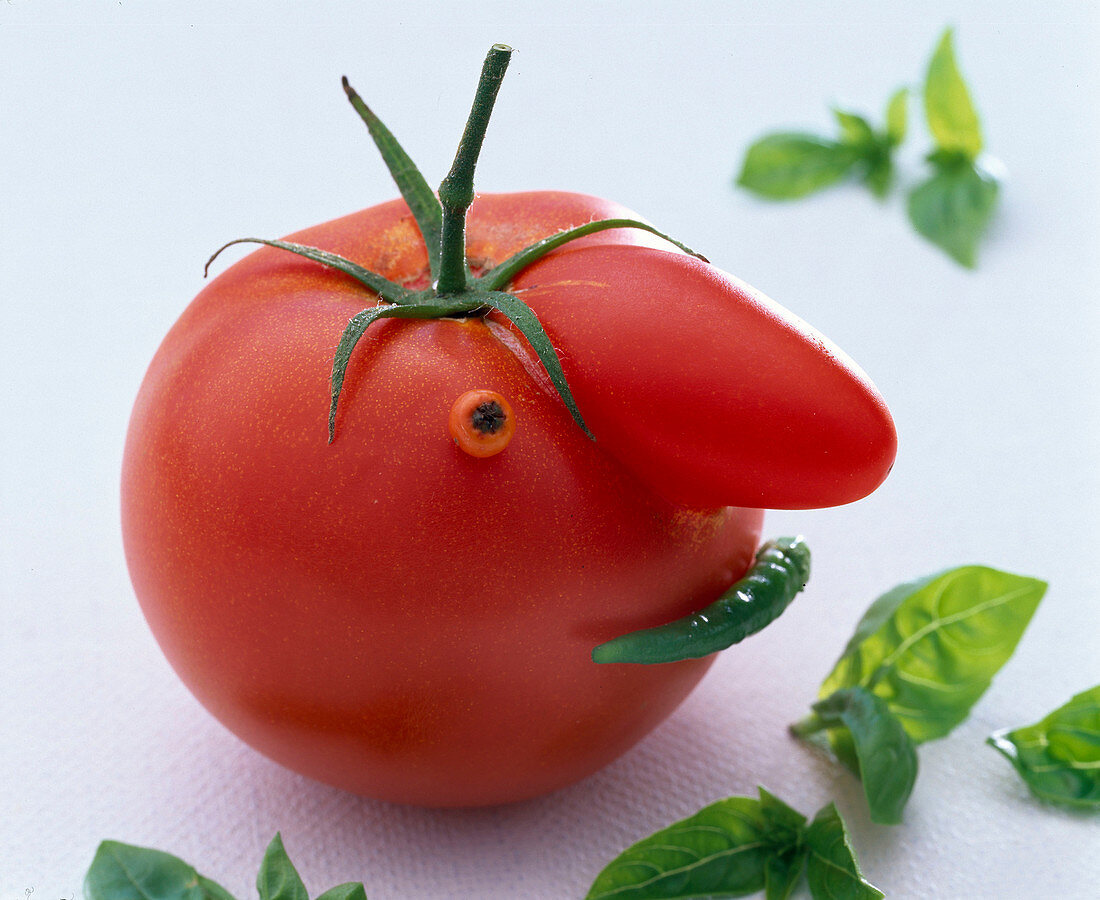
123 192 773 806
122 49 896 806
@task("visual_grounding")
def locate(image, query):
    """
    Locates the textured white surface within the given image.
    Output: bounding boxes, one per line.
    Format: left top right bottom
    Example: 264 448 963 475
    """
2 3 1099 899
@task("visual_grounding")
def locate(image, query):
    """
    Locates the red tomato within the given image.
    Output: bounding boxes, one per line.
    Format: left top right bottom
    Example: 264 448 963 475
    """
122 191 892 806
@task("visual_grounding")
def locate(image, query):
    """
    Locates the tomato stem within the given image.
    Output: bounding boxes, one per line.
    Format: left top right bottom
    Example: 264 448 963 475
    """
436 43 513 295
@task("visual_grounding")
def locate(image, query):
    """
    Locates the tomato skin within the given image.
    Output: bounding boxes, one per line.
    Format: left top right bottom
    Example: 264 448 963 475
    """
122 191 766 806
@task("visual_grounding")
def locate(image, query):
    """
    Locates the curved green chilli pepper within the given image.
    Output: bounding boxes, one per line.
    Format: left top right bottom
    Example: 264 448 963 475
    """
592 537 811 665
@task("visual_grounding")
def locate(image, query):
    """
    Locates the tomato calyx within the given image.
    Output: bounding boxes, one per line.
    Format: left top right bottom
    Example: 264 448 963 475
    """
203 44 705 444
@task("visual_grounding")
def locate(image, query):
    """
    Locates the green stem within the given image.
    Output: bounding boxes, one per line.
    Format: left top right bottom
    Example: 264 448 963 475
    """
790 712 828 739
592 537 811 665
436 43 512 295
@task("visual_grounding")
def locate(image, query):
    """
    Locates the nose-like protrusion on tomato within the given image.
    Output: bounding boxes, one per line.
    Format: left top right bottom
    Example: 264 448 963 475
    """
449 389 516 458
508 245 898 510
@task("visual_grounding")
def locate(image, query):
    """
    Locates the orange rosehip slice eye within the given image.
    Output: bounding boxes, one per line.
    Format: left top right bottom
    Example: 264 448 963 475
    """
449 390 516 458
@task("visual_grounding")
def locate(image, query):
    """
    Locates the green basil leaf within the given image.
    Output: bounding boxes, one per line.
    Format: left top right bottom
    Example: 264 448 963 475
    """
737 133 858 199
833 109 874 148
924 29 982 159
819 564 1045 744
764 853 806 900
804 805 883 900
814 687 919 825
907 158 999 267
792 575 936 773
756 787 808 900
197 879 238 900
585 795 778 899
257 834 308 900
314 885 368 900
84 842 237 900
759 786 808 837
884 87 908 146
862 155 894 200
988 684 1100 808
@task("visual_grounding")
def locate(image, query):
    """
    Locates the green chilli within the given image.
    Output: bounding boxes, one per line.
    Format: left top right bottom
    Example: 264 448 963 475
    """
592 536 810 665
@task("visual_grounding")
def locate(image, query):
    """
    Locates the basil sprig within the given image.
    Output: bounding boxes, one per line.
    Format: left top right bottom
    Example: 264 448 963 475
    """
736 27 999 267
737 89 907 201
988 684 1100 808
586 787 882 900
792 565 1047 824
85 834 367 900
907 29 999 267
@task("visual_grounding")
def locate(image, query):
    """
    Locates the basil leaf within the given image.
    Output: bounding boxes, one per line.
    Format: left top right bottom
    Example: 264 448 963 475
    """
884 87 908 146
907 158 999 268
585 794 779 899
924 28 982 159
197 882 236 900
988 684 1100 808
804 805 884 900
257 834 308 900
86 836 368 900
833 109 875 148
314 886 368 900
764 854 806 900
737 133 858 199
759 786 807 837
814 687 919 825
84 842 237 900
819 565 1046 744
756 787 808 900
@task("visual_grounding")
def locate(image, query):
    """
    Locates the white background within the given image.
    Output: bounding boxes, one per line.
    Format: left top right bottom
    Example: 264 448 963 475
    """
2 2 1098 898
